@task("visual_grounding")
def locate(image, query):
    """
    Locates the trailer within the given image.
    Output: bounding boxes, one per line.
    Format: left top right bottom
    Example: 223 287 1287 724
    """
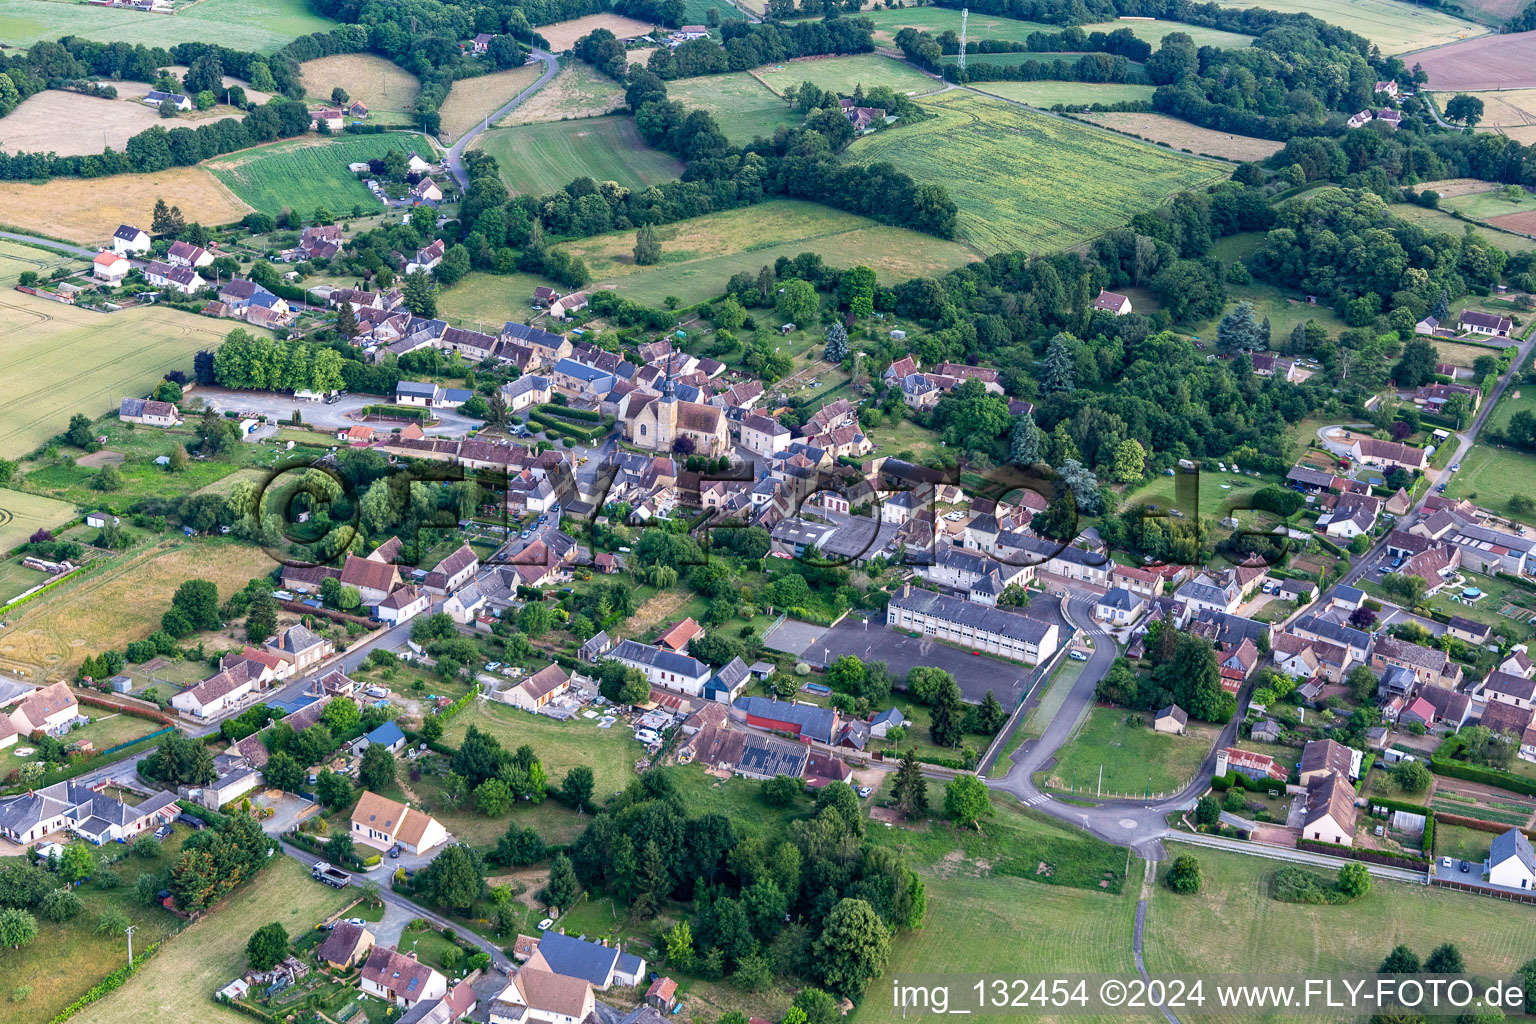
312 863 352 888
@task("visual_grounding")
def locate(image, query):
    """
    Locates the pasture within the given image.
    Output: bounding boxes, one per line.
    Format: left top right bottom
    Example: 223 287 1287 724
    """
1079 110 1284 161
438 65 544 140
1216 0 1485 54
1444 443 1536 525
560 199 978 307
755 53 940 98
663 73 800 144
0 90 241 158
0 539 275 678
0 169 250 245
1039 706 1214 797
472 116 682 196
207 134 426 218
0 489 76 555
73 857 351 1024
1442 186 1536 221
0 290 238 458
297 54 420 126
970 80 1155 107
1145 846 1536 989
839 8 1254 49
538 13 660 51
844 91 1228 256
1416 30 1536 91
495 61 626 126
0 0 334 53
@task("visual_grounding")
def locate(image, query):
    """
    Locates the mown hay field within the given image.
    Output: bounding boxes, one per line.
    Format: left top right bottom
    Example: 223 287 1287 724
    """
0 289 240 458
0 169 250 245
0 0 335 53
755 52 940 98
538 12 659 51
298 54 420 125
1219 0 1485 54
663 72 801 144
473 115 682 195
844 91 1229 256
0 539 276 679
495 61 627 126
0 90 241 157
439 65 545 140
557 199 978 307
206 133 426 218
1079 110 1285 161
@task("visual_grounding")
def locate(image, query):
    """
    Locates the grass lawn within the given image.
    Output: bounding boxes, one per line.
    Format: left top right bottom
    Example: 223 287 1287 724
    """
1121 462 1282 521
970 81 1156 107
68 709 161 752
845 90 1228 256
19 451 247 510
1388 202 1536 254
207 134 427 219
1019 658 1086 741
0 290 246 459
0 0 335 53
1211 0 1485 54
441 699 646 801
554 199 979 308
0 538 276 676
74 855 352 1024
663 73 801 145
1444 443 1536 525
755 53 940 98
1435 822 1497 862
1442 188 1536 222
0 488 78 554
1039 706 1214 798
1145 845 1536 988
473 116 683 196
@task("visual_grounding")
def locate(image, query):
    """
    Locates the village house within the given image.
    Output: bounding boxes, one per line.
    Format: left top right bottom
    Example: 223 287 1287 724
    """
262 623 332 677
411 177 444 204
1153 705 1187 735
1095 587 1146 626
1298 737 1356 786
548 292 589 320
172 661 262 719
1372 635 1463 688
92 250 130 283
1348 437 1428 471
119 397 181 427
1215 746 1288 783
524 929 646 990
407 239 446 275
309 107 345 132
360 946 448 1008
112 224 150 255
340 555 402 606
498 663 570 712
376 585 430 625
1092 288 1132 315
490 968 594 1024
1303 773 1358 846
1487 828 1536 890
350 791 449 855
143 89 191 110
144 260 204 295
0 780 177 846
1459 309 1512 338
608 640 713 697
167 239 213 268
317 921 375 970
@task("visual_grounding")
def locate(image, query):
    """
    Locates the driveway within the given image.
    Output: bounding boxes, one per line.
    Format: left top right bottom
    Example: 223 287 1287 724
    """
255 790 320 836
197 387 483 437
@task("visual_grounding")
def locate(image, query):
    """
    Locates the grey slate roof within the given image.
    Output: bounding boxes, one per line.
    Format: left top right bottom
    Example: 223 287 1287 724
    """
610 639 710 680
1491 827 1536 875
888 586 1054 646
535 929 621 986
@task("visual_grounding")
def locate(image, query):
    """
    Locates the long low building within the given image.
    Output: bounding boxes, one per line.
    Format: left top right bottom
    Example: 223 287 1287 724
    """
885 584 1059 664
608 639 713 697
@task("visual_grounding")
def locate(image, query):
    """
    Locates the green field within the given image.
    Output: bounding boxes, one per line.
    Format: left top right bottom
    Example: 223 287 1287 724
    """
1443 188 1536 222
663 73 801 144
970 81 1157 106
845 90 1228 256
74 856 351 1024
835 8 1254 50
0 290 241 459
1214 0 1486 54
442 698 646 800
1389 202 1536 253
1145 846 1536 987
755 53 940 98
0 488 77 553
1445 443 1536 523
0 0 335 53
207 134 427 219
0 238 72 286
1040 706 1213 798
473 115 683 196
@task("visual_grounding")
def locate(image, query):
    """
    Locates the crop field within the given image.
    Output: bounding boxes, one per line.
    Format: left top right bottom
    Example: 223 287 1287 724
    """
1415 30 1536 91
496 60 627 126
1389 202 1536 252
0 237 69 285
971 81 1155 107
439 65 545 140
0 539 275 679
1040 707 1214 797
0 488 76 554
0 169 250 245
74 856 351 1024
558 199 978 306
0 90 241 158
1078 110 1284 161
755 53 940 98
1217 0 1485 54
0 0 335 53
831 8 1253 49
298 55 420 125
473 116 682 196
0 290 240 458
538 13 660 51
1145 846 1536 1012
1455 0 1528 28
207 133 426 218
1450 88 1536 135
845 91 1228 256
663 73 800 144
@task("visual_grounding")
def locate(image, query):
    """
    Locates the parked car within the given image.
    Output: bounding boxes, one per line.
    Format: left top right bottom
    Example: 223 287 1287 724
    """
857 786 873 798
1069 651 1089 662
389 844 402 859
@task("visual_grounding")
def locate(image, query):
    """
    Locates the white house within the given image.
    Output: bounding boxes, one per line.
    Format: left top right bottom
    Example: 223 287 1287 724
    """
171 662 257 719
351 791 449 854
112 224 150 255
608 639 712 697
490 969 594 1024
92 250 130 283
376 585 429 624
360 945 448 1008
1487 827 1536 889
144 260 204 295
497 663 570 712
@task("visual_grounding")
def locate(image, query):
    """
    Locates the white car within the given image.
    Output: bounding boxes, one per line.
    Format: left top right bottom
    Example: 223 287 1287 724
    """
537 917 555 931
1068 651 1089 662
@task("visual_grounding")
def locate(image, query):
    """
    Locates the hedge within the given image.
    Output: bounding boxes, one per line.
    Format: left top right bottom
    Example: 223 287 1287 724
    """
1297 838 1429 868
536 403 601 423
1430 736 1536 797
879 748 965 769
49 941 161 1024
175 800 230 828
218 998 279 1023
1435 811 1536 839
76 690 175 726
1497 571 1536 595
285 828 368 871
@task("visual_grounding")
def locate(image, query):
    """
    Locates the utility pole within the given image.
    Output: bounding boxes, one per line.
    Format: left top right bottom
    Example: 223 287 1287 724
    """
125 924 137 965
959 8 968 72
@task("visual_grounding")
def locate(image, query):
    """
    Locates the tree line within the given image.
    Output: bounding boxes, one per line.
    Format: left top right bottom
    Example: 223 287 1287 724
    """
575 18 875 81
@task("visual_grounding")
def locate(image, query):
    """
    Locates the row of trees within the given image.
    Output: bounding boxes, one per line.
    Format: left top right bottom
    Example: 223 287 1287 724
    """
211 328 348 394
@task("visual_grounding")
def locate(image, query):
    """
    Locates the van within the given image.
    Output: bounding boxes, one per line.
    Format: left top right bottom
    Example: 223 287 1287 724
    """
1068 651 1088 662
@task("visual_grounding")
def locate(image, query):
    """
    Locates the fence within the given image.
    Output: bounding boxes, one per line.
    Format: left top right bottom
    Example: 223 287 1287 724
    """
97 725 175 759
1431 877 1536 904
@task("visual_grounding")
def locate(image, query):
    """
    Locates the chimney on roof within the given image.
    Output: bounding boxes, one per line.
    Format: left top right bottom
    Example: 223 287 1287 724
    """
901 583 910 598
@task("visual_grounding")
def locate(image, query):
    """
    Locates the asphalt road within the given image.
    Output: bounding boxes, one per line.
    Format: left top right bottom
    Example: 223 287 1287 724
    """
444 50 557 189
0 230 96 257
